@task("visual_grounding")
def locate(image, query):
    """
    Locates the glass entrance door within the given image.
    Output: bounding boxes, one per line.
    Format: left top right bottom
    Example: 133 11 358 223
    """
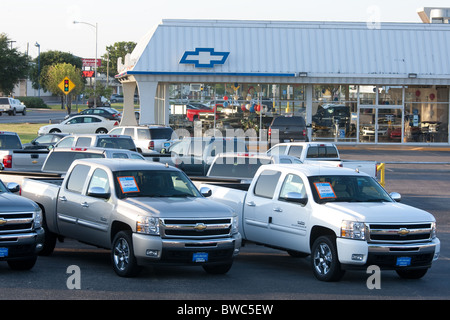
359 107 403 143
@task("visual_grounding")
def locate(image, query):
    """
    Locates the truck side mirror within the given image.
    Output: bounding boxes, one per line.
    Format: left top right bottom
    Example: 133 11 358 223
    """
199 187 212 197
389 192 401 202
87 186 111 199
7 182 20 193
282 192 308 206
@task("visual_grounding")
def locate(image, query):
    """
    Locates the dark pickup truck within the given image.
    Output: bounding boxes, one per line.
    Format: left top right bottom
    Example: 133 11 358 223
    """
268 116 308 147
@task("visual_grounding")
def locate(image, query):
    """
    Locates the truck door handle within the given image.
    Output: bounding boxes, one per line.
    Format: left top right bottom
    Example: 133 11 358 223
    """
246 201 256 207
58 196 67 202
273 207 283 212
81 202 89 208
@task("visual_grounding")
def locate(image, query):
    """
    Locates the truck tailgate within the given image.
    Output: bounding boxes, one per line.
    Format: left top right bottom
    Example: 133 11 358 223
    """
11 150 49 171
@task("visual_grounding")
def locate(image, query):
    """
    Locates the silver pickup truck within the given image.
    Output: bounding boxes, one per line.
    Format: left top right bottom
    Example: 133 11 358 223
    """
21 158 241 277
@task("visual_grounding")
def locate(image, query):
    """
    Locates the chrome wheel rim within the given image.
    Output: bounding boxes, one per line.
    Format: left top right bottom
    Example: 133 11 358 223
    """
313 243 333 275
113 238 130 271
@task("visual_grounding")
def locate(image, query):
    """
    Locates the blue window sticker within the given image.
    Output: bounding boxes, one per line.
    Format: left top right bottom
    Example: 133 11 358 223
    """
314 182 336 199
117 176 140 193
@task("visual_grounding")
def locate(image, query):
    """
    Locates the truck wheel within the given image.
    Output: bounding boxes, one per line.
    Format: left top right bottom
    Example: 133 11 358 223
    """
9 108 16 116
7 256 37 271
311 236 345 282
111 231 141 277
396 268 428 279
202 261 233 274
22 107 26 115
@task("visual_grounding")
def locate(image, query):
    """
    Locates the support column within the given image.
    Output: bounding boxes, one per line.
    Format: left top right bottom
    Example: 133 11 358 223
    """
137 81 158 125
120 81 137 126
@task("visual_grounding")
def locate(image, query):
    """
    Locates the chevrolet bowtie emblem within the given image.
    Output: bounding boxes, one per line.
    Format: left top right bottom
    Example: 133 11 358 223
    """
398 228 410 236
194 223 207 231
180 48 230 68
0 219 7 226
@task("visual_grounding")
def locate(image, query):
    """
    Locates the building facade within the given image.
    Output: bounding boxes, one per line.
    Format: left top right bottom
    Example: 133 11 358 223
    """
117 18 450 145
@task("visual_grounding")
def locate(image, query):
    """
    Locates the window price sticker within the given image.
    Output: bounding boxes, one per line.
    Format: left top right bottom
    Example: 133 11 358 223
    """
314 182 336 199
117 176 140 193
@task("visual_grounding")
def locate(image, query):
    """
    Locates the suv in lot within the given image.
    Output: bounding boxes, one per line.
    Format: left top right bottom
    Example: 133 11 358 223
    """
54 134 137 152
0 97 26 116
268 115 308 147
108 125 177 154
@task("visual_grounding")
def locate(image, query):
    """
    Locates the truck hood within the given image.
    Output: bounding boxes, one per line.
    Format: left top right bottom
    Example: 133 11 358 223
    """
119 196 234 218
324 201 435 223
0 192 39 212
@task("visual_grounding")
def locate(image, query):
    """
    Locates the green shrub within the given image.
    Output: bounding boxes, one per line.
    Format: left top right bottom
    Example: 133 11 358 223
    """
17 96 48 108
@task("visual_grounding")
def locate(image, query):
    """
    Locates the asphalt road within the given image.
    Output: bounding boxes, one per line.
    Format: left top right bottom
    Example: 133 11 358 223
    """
0 108 68 124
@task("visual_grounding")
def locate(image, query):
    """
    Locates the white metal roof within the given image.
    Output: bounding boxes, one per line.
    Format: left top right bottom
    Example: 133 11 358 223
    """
121 19 450 84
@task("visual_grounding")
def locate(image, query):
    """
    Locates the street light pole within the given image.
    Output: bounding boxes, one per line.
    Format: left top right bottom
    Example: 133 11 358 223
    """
35 42 40 99
73 20 98 107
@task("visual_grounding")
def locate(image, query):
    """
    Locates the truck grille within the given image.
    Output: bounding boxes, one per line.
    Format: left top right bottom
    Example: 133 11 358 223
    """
0 212 34 237
160 218 232 239
367 223 432 243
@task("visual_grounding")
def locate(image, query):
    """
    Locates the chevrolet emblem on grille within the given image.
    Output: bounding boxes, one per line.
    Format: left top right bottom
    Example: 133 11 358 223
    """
193 223 207 231
398 228 410 236
0 219 7 226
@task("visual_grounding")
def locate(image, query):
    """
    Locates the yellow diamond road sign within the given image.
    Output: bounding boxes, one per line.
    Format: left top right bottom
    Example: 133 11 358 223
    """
58 77 75 95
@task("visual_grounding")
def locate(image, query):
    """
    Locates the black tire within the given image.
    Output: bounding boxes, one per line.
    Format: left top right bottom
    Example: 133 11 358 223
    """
111 231 141 277
39 215 57 256
7 256 37 271
396 268 428 279
22 107 26 115
49 129 61 133
202 261 233 274
311 235 345 282
9 108 16 116
96 128 108 134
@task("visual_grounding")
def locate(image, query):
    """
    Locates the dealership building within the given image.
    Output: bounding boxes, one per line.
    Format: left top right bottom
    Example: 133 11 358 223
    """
117 8 450 145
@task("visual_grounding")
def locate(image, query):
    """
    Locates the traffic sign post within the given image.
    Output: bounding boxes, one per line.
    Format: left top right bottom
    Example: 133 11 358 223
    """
58 76 75 95
58 77 76 114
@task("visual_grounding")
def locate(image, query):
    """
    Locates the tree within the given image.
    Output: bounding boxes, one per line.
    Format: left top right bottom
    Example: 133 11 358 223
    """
29 50 83 93
99 41 136 78
0 33 30 95
45 63 84 114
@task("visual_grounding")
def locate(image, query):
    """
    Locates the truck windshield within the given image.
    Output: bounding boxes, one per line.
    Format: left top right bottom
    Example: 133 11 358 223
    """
308 175 392 204
0 180 7 193
113 170 201 199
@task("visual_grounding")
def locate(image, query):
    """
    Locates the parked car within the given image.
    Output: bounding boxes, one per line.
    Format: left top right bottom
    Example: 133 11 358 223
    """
23 133 69 150
38 115 119 135
65 107 122 121
268 115 308 147
54 134 137 152
108 125 177 154
0 97 27 116
110 94 124 103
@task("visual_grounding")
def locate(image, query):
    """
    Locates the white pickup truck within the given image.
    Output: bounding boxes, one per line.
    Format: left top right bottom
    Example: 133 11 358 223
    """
266 142 378 177
21 159 241 277
200 164 440 281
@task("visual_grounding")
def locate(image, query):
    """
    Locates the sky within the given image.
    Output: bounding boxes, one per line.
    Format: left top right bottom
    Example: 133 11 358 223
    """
2 0 449 60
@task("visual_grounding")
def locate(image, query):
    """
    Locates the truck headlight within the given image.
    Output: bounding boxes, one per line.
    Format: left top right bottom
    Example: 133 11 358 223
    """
341 220 366 240
231 215 239 235
431 222 437 239
137 216 160 235
34 208 43 229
